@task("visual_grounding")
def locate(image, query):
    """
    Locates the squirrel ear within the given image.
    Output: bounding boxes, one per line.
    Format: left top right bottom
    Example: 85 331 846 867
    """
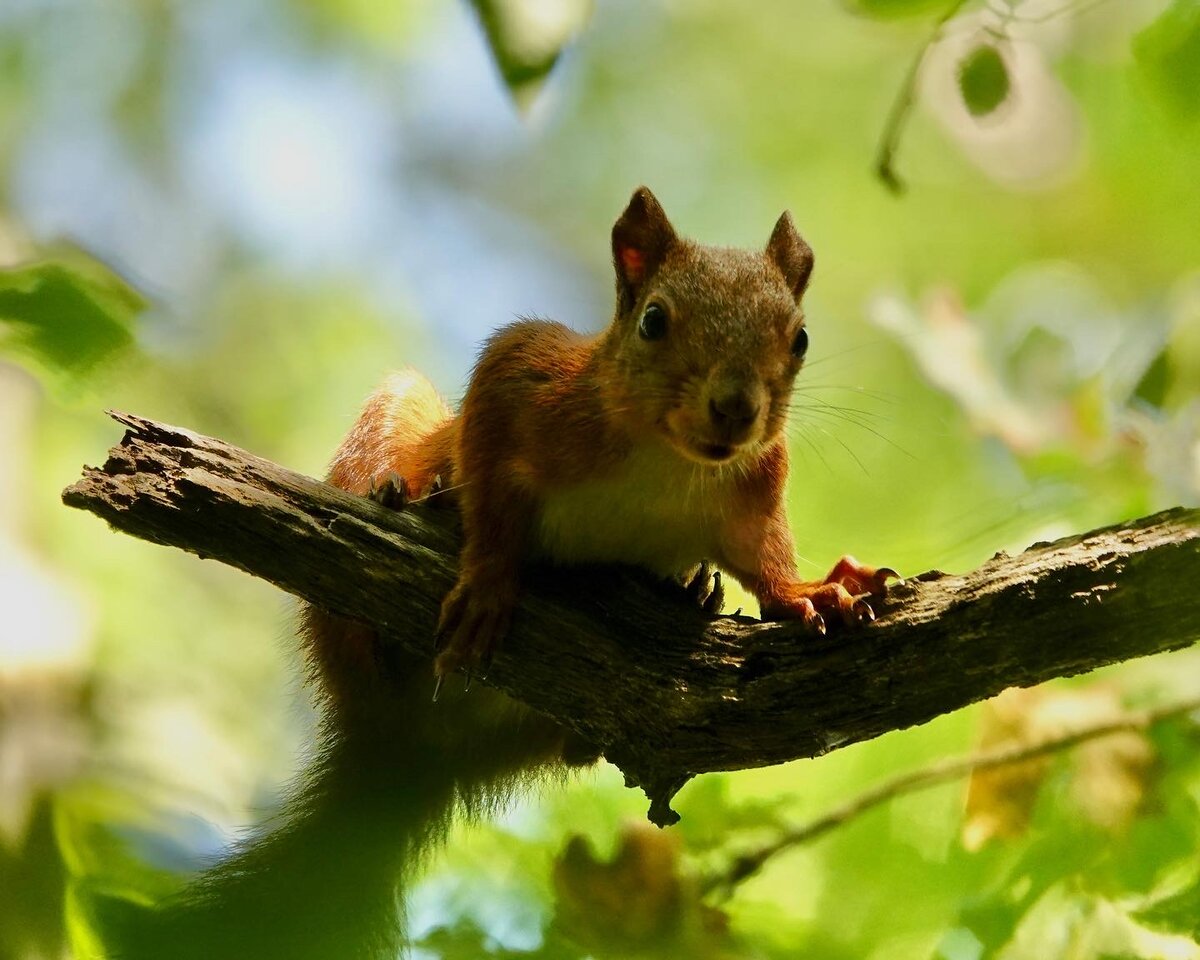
612 187 678 312
766 211 814 302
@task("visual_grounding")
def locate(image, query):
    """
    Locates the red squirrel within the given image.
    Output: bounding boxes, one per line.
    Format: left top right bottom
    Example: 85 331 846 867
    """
326 186 894 687
105 188 893 960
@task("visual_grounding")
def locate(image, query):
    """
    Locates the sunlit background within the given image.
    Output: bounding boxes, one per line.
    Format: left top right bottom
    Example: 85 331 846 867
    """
2 0 1199 957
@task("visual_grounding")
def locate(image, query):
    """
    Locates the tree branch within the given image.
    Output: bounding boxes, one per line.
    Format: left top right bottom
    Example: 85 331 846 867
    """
704 694 1200 896
62 412 1200 825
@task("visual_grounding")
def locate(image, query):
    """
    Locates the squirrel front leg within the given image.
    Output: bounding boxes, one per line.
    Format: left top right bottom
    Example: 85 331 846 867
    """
435 469 533 685
747 511 896 631
721 449 897 632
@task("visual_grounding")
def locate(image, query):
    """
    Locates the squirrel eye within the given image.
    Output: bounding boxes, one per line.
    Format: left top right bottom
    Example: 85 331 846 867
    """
638 303 668 341
791 327 809 359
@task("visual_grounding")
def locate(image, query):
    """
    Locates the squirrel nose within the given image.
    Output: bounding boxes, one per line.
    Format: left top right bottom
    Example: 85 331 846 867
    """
709 390 761 434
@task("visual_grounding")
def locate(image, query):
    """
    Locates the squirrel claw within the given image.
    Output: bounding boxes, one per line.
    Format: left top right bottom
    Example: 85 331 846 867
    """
433 577 513 685
761 595 827 633
420 473 452 506
368 471 409 510
682 562 713 604
703 571 725 615
764 582 878 633
678 562 725 615
824 555 899 598
851 596 876 624
876 567 904 591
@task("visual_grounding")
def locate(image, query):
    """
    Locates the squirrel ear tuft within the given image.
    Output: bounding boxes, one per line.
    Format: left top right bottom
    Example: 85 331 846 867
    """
766 211 814 302
612 187 678 312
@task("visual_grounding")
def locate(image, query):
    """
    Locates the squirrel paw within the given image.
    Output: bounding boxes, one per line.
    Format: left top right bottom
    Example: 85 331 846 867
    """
680 561 725 615
808 556 901 626
762 555 901 631
419 473 455 507
434 578 514 688
776 580 884 630
764 586 870 631
368 471 409 510
762 595 828 634
809 582 878 628
823 555 901 598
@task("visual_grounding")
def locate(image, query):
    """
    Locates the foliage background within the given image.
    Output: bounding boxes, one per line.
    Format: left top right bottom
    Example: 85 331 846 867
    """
1 0 1198 957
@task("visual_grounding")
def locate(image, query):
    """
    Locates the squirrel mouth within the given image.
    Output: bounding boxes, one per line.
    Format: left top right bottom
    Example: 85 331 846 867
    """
700 441 734 460
663 421 748 465
692 441 736 463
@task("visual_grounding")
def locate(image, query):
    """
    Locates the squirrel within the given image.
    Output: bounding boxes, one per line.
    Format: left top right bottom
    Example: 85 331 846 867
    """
101 187 894 960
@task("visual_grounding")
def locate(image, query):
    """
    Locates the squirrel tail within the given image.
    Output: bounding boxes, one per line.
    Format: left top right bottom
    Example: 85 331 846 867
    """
100 703 450 960
97 372 574 960
101 622 571 960
325 368 456 500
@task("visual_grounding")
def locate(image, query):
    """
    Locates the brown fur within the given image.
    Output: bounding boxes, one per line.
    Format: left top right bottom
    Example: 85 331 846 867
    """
321 187 894 684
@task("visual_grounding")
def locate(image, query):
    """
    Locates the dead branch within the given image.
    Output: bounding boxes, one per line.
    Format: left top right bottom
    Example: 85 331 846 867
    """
62 412 1200 824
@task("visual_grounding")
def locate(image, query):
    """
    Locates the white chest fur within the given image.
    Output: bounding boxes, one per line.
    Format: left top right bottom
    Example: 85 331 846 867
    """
534 444 733 576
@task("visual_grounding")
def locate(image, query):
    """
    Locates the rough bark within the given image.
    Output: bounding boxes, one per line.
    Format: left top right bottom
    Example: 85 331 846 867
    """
62 412 1200 824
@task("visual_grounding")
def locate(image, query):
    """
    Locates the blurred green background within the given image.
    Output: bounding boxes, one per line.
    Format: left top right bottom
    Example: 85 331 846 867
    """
2 0 1199 957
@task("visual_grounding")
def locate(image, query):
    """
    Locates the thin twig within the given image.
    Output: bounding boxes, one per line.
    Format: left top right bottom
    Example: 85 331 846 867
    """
875 0 1118 190
988 0 1114 27
705 694 1200 895
875 0 971 194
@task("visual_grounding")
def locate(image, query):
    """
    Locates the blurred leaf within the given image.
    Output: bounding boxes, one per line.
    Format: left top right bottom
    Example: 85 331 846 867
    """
416 917 573 958
57 792 198 960
468 0 592 109
958 44 1009 118
1134 876 1200 939
1134 0 1200 125
674 774 792 853
55 790 185 906
0 796 67 960
954 711 1200 953
962 689 1053 851
956 827 1098 954
287 0 429 52
842 0 955 18
0 249 144 386
550 824 728 958
1103 721 1200 896
963 688 1156 853
65 883 112 960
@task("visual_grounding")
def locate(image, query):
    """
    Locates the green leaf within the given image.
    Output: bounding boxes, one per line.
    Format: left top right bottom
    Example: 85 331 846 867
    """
468 0 592 110
1132 348 1171 409
843 0 955 18
0 248 144 386
1134 0 1200 125
0 797 67 960
1133 877 1200 939
958 44 1010 117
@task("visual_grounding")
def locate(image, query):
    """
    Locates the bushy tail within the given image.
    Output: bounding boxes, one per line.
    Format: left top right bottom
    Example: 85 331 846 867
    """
100 623 571 960
101 708 449 960
98 373 572 959
325 368 456 499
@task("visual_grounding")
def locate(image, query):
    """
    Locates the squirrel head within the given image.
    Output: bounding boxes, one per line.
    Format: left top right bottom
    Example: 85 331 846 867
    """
605 186 814 466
